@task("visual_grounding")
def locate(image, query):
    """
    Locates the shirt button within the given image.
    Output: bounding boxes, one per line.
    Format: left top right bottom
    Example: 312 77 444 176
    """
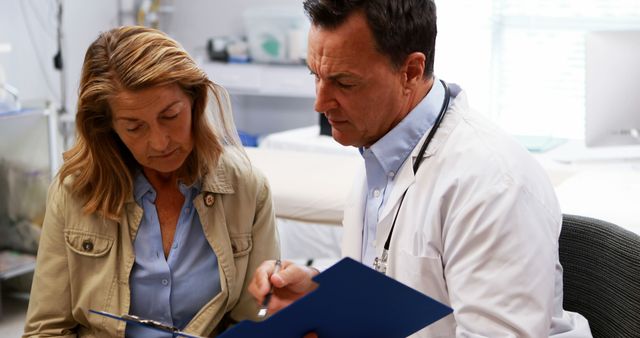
373 189 380 198
82 240 94 252
388 171 395 177
161 279 169 286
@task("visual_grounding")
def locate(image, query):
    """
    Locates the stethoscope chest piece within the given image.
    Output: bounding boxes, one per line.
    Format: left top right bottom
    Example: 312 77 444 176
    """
373 249 389 274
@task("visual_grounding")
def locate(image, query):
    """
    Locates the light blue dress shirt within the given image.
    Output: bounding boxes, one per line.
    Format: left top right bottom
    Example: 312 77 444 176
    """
361 79 446 266
125 172 221 338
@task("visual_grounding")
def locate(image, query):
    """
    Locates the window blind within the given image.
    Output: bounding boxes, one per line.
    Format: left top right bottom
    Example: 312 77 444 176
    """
436 0 640 138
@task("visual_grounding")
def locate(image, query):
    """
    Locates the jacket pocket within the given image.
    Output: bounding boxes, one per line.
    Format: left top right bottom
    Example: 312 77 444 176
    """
229 234 252 258
64 229 114 257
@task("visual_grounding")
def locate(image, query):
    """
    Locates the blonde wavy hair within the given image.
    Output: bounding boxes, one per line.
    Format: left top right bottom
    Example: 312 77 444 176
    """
60 26 243 221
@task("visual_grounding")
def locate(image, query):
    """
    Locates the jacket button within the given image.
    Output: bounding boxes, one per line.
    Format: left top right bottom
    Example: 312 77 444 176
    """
82 240 94 252
204 193 215 207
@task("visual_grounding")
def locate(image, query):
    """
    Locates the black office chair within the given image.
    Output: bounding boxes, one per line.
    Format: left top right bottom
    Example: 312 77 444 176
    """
559 214 640 338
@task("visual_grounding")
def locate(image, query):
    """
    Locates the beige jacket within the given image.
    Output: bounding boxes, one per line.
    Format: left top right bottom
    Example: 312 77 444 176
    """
23 152 279 337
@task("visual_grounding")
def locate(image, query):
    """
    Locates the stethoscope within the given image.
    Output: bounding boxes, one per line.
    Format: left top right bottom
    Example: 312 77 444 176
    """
373 79 451 274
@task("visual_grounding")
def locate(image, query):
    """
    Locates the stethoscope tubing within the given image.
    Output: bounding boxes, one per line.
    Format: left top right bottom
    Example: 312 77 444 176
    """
377 79 451 270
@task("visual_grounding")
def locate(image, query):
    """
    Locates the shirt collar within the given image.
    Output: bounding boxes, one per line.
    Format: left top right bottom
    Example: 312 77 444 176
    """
361 78 445 175
127 150 240 204
133 169 202 203
133 170 154 204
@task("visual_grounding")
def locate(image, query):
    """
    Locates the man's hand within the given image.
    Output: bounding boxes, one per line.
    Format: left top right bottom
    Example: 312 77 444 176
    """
248 260 319 314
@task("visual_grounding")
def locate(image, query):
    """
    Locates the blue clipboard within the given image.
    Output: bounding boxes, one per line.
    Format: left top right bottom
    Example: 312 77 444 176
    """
220 257 453 338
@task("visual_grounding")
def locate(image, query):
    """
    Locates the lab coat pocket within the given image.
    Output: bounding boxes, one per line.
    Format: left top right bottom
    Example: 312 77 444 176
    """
393 249 448 304
64 229 114 257
392 249 455 338
230 233 253 258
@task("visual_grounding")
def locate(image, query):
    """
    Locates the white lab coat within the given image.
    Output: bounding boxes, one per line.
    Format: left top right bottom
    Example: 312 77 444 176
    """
342 86 592 337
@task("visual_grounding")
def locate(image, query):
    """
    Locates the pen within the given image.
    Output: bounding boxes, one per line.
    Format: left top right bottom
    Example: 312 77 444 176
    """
257 259 281 318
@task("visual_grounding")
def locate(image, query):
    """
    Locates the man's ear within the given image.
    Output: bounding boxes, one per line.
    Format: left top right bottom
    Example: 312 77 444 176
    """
402 52 426 90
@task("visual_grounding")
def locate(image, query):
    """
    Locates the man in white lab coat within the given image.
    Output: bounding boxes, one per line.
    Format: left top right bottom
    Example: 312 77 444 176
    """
249 0 592 336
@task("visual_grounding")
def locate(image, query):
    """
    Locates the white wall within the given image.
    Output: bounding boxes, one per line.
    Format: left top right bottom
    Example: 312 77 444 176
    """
0 0 59 104
1 0 118 170
1 0 119 106
1 0 313 164
62 1 120 118
1 0 307 107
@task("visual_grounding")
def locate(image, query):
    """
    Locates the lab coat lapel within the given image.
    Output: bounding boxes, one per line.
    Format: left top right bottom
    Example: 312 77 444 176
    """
380 157 416 219
370 87 462 260
377 87 463 223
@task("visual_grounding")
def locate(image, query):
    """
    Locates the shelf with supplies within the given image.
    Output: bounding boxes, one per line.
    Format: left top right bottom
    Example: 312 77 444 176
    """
0 250 36 281
0 103 60 309
0 248 36 318
0 104 60 178
199 62 318 137
200 62 315 99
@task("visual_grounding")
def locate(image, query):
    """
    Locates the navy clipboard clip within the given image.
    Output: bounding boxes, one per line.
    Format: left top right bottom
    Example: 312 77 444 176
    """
89 309 205 338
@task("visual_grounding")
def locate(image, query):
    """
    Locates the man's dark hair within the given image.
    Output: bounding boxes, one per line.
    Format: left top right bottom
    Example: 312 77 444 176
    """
303 0 437 77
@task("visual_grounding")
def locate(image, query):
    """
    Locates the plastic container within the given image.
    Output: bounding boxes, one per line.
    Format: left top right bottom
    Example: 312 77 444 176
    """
243 6 309 64
237 130 259 147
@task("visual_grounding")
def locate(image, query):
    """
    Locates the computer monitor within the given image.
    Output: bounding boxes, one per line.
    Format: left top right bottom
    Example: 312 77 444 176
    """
585 31 640 147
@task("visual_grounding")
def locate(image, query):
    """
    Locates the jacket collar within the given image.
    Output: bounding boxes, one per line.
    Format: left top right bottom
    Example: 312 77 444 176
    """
124 154 235 204
201 156 235 195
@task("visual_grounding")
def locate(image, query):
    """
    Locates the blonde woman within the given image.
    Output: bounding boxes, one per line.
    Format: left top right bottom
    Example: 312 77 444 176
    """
23 26 279 337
